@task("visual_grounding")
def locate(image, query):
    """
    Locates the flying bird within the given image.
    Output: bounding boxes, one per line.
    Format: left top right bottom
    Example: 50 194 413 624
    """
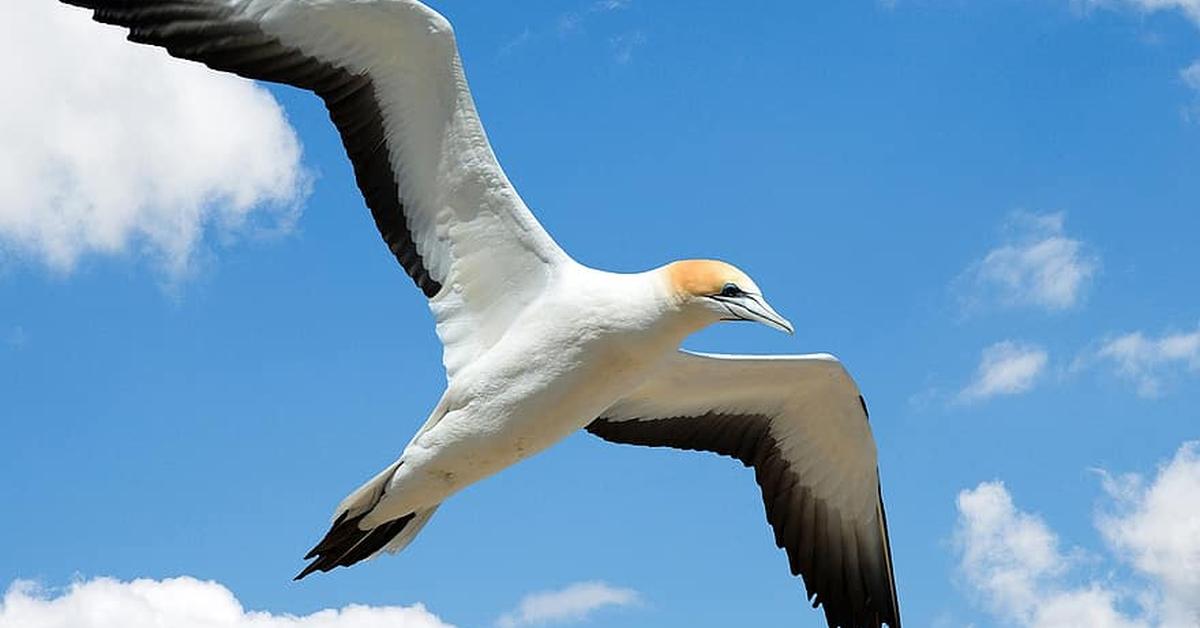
60 0 901 625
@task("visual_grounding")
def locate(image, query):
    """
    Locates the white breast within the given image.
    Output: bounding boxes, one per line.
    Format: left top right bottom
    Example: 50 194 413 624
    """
367 266 679 521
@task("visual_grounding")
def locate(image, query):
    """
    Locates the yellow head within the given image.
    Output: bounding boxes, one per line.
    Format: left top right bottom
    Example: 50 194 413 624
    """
663 260 793 334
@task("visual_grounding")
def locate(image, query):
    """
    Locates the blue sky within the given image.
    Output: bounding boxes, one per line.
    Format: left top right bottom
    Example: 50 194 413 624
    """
2 1 1198 627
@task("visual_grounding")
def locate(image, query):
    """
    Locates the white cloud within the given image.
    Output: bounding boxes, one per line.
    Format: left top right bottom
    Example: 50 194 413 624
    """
1094 326 1200 397
1099 443 1200 626
959 341 1049 402
958 212 1099 312
0 576 451 628
0 0 307 279
955 482 1075 619
954 441 1200 627
494 581 640 628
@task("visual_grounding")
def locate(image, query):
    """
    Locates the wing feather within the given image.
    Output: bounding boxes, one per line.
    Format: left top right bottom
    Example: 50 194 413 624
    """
63 0 570 377
586 351 901 628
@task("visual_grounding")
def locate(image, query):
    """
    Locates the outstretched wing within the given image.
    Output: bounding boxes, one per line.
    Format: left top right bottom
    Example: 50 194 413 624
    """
63 0 570 378
587 351 901 628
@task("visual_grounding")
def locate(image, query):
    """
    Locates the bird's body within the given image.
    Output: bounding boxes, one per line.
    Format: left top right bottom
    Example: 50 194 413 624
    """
59 1 904 625
374 267 684 523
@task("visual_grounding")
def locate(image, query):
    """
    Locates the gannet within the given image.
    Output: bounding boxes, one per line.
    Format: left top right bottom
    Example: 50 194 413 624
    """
61 0 901 625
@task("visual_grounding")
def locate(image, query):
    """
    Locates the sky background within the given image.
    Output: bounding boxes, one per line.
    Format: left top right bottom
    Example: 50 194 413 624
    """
2 1 1199 627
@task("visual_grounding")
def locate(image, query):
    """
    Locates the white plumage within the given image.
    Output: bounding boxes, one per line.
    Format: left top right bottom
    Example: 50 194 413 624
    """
61 1 901 626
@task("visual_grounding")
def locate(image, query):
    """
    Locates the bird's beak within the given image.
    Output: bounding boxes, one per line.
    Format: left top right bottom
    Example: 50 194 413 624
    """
716 294 795 335
740 296 795 335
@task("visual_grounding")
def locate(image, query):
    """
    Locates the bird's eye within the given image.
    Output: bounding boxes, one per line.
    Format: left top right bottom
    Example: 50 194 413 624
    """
719 283 742 298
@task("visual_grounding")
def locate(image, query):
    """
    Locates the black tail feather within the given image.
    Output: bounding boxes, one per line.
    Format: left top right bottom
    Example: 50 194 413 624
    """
294 511 415 581
301 509 376 560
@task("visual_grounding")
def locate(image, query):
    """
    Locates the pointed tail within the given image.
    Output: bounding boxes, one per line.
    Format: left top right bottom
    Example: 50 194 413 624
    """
293 458 440 580
294 504 440 580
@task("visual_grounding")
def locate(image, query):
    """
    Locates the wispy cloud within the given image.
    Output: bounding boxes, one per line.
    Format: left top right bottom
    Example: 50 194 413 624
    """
494 581 640 628
959 341 1049 402
0 1 308 280
1079 0 1200 27
499 28 534 57
556 13 584 38
1183 60 1200 90
897 1 1200 111
0 576 452 628
1182 61 1200 121
609 31 647 64
1076 1 1200 115
954 441 1200 627
957 212 1099 313
1092 325 1200 397
557 0 633 37
503 1 639 63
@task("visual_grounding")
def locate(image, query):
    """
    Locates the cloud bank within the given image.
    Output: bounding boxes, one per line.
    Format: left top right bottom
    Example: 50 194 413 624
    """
955 441 1200 627
0 0 307 278
958 212 1098 312
495 581 640 628
0 576 451 628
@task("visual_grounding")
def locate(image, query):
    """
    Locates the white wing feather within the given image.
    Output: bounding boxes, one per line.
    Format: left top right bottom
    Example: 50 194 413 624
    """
246 0 571 378
75 0 571 379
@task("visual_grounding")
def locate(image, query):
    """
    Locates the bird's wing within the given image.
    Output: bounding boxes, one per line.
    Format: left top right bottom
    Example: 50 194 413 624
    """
587 350 901 628
65 0 570 378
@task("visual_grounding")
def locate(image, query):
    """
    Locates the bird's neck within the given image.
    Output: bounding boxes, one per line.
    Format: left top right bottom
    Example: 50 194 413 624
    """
626 267 715 347
560 265 715 356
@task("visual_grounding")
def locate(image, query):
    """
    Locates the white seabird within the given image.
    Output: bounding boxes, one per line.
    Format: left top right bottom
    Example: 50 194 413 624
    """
62 0 902 625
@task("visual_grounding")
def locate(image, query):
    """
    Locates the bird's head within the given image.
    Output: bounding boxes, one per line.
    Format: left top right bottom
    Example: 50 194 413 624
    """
663 260 794 334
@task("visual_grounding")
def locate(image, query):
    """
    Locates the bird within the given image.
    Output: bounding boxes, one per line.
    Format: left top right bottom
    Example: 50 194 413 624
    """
59 1 901 626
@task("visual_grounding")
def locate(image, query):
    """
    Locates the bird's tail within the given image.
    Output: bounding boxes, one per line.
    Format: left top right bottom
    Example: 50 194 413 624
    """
293 460 440 580
295 398 451 581
294 502 440 580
